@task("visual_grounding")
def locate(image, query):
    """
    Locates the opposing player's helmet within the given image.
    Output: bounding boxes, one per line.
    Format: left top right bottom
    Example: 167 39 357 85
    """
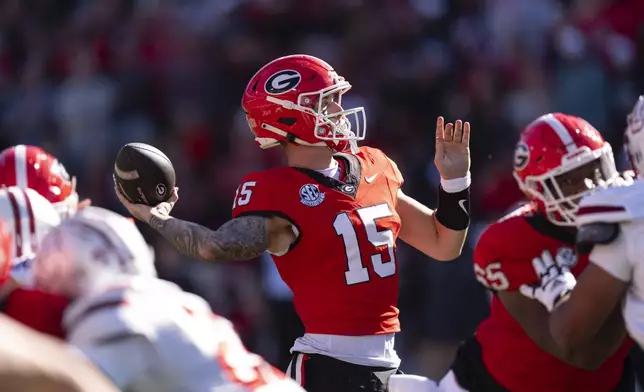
33 206 156 297
625 95 644 178
513 113 618 226
0 145 78 218
0 187 61 285
242 54 366 153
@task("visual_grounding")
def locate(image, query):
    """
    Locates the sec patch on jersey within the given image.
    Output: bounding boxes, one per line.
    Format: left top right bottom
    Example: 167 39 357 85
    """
114 143 176 206
299 183 325 207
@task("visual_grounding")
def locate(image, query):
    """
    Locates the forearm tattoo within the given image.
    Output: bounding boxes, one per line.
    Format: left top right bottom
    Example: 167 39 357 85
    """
148 215 269 261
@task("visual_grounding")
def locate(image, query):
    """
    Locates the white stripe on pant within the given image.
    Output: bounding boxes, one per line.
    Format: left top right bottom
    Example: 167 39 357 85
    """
286 353 305 386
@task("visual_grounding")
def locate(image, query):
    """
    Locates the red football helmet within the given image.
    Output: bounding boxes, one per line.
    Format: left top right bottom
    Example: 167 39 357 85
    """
513 113 618 226
242 54 366 153
0 145 78 218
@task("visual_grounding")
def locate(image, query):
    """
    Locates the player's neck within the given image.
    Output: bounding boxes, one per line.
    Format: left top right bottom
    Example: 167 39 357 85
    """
284 145 335 170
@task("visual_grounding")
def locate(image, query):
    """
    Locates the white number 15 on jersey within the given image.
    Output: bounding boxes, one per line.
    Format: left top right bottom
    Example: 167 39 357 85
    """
334 204 397 285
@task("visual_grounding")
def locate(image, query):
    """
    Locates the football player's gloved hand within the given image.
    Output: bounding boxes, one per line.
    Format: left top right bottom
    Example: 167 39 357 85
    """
615 170 636 187
519 250 577 312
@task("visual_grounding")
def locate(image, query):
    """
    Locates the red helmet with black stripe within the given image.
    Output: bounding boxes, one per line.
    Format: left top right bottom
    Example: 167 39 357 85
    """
0 145 78 218
0 187 61 286
512 113 618 226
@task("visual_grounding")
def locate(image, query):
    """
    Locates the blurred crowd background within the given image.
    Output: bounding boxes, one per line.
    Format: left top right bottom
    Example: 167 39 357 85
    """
1 0 643 380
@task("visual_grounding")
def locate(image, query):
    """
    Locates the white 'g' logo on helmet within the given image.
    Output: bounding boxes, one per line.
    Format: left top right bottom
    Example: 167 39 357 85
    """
265 70 301 95
514 142 530 171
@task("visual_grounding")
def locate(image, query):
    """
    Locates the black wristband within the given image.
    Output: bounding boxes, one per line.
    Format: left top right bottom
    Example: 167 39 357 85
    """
435 186 470 231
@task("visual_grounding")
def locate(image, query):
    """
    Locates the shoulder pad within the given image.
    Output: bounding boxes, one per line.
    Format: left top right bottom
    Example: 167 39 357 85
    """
356 145 376 155
576 222 620 255
498 202 535 222
576 181 644 225
236 169 282 186
473 219 535 292
231 170 287 218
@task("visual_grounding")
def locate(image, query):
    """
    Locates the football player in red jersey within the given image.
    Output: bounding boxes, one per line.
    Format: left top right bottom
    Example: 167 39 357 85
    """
0 144 90 218
0 186 68 338
439 113 635 392
0 146 93 338
519 96 644 370
115 54 472 392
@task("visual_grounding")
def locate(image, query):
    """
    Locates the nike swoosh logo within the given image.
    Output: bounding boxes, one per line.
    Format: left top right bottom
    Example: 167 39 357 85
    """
365 173 378 183
114 164 140 180
458 199 468 215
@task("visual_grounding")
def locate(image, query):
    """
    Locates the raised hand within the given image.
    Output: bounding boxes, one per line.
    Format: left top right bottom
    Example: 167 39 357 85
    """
435 117 471 180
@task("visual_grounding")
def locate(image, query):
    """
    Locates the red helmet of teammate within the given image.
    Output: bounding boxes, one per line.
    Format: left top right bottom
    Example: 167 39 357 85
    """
0 219 12 285
513 113 618 226
242 54 366 153
0 145 78 218
0 187 61 286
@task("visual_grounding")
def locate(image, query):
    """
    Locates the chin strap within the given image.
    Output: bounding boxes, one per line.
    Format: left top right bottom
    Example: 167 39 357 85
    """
349 140 359 154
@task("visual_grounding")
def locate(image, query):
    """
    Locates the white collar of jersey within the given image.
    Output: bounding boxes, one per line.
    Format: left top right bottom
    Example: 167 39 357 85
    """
315 159 340 180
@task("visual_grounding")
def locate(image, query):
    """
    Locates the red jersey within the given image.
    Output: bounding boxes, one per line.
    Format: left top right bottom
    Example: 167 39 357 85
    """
232 147 403 336
473 204 631 392
1 287 68 338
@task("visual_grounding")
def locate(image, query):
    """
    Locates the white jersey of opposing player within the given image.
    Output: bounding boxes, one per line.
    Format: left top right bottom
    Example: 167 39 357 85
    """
0 186 61 285
32 206 156 297
624 95 644 176
576 179 644 348
64 276 305 392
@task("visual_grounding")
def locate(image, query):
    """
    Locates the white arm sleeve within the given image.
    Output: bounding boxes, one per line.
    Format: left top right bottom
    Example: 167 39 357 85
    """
73 334 155 389
589 231 632 282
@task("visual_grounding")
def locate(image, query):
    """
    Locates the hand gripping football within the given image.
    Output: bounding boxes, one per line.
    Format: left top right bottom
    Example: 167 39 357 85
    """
113 143 176 206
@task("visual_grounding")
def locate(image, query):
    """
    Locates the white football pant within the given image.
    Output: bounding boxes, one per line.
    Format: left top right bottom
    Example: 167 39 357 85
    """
388 374 440 392
438 370 470 392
